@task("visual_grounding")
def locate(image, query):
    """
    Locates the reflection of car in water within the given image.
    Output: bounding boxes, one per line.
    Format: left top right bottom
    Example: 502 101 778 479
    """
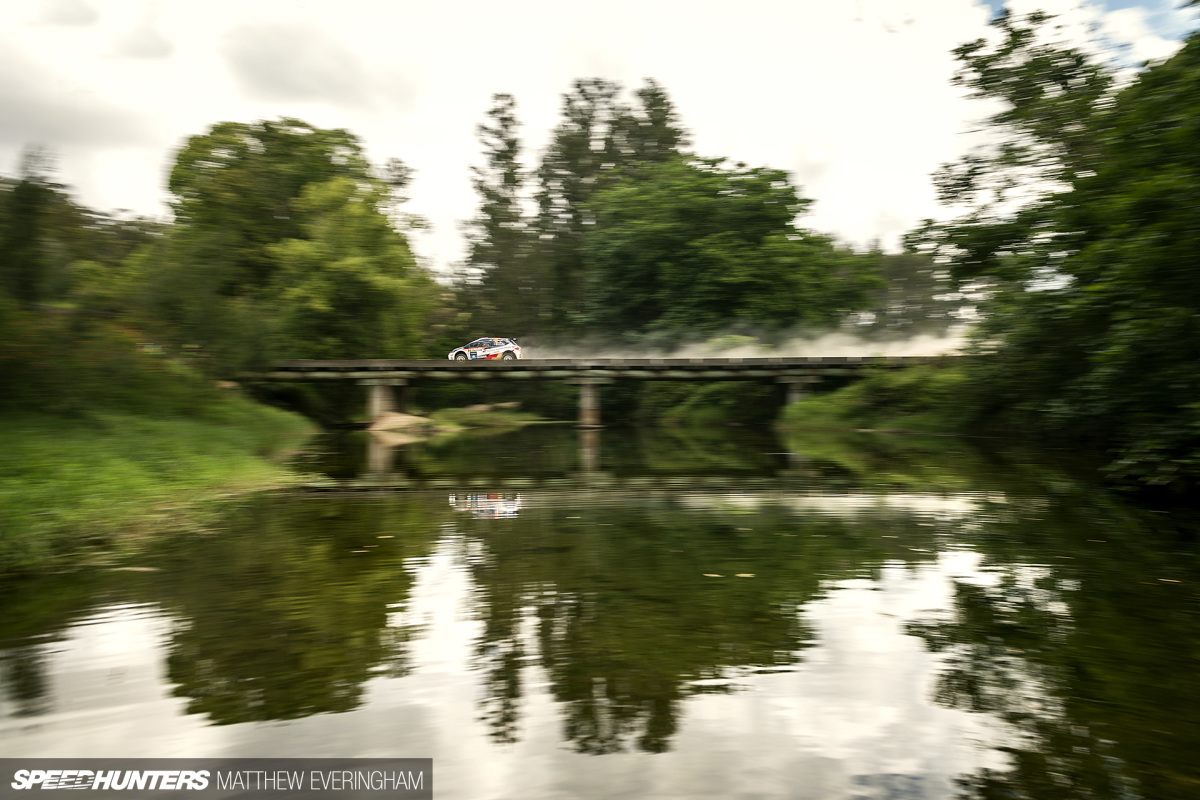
447 337 521 361
449 493 523 519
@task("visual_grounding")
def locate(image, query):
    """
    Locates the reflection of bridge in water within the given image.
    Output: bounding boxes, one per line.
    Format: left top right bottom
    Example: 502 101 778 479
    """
309 428 814 492
307 430 1002 521
245 356 948 427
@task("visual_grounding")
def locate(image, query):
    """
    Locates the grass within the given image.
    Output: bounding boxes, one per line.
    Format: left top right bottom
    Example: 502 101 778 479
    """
0 395 316 576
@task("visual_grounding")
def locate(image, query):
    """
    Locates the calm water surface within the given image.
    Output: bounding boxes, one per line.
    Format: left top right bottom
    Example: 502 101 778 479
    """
3 426 1200 799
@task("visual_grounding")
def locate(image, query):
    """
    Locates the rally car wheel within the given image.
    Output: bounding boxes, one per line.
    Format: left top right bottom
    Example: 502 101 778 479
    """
501 352 516 360
455 353 468 361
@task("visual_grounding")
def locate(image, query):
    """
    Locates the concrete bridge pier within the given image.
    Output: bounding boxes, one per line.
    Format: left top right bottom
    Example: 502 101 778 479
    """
777 375 821 406
360 378 409 420
568 377 613 428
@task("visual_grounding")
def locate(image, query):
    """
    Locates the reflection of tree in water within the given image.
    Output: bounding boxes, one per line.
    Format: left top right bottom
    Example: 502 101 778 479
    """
778 428 993 492
139 495 440 725
0 570 110 720
536 593 691 755
463 530 527 745
405 426 578 480
906 489 1200 800
400 425 784 482
0 645 52 717
464 497 925 754
474 591 525 744
629 427 782 476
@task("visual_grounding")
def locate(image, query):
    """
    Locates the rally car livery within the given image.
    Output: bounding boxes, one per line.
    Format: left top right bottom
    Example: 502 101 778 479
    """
447 337 521 360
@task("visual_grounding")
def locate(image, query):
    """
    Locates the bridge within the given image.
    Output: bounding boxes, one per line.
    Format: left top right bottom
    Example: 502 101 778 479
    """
244 356 943 427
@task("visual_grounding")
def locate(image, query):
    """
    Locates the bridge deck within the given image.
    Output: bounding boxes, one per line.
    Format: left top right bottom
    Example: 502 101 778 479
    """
248 355 945 381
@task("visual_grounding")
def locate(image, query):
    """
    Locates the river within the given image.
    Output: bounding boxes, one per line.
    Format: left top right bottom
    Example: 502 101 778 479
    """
3 425 1199 799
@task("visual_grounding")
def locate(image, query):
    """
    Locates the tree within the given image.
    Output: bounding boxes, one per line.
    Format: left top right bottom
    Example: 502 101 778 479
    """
461 94 542 334
147 117 438 374
583 157 877 339
919 10 1116 285
166 118 374 297
534 79 689 334
0 147 57 304
859 248 962 337
269 176 436 359
611 79 687 170
0 146 119 306
918 12 1200 491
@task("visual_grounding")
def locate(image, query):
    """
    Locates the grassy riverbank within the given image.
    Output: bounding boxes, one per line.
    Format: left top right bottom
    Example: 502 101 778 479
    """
0 396 315 576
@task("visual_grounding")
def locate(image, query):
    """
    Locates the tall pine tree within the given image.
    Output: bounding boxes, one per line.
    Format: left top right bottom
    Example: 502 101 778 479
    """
461 94 541 335
533 79 688 335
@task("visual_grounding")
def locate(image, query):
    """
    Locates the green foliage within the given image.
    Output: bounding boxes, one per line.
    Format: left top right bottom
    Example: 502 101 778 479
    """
777 427 990 491
914 14 1200 491
0 302 228 416
167 118 374 294
143 224 280 375
913 11 1117 289
858 249 962 336
946 9 1113 189
68 255 145 318
454 80 895 369
0 150 59 303
0 401 314 576
142 494 436 724
460 94 543 334
146 117 441 375
459 79 698 340
532 79 690 335
0 147 159 309
853 364 970 417
269 177 436 359
583 157 878 339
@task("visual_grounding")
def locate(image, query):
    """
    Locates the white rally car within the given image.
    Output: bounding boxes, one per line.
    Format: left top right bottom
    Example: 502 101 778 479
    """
447 337 522 361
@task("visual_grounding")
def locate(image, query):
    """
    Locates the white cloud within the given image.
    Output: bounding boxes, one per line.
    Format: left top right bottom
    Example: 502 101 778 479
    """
222 23 375 106
113 2 173 59
0 0 1193 271
1004 0 1190 66
1103 6 1181 62
114 25 172 59
37 0 98 26
0 46 145 149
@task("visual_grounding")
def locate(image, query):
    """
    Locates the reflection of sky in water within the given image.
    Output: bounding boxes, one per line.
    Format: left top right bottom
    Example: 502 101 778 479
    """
679 490 998 518
0 519 1020 799
0 604 221 757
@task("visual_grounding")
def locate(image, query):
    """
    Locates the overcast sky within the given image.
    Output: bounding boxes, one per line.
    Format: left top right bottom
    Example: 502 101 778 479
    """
1 0 1194 274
